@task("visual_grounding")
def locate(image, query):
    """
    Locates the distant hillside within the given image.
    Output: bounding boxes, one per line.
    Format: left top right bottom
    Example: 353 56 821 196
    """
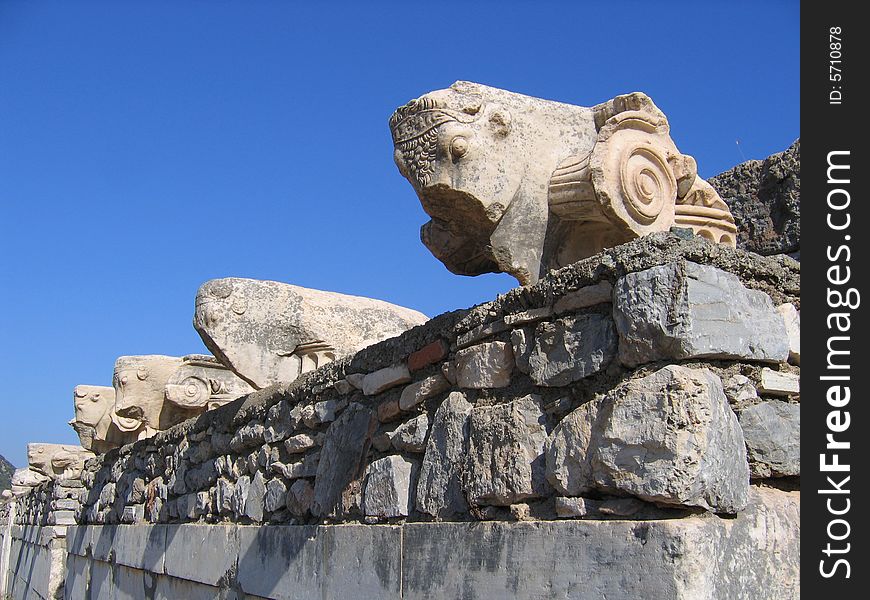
1 453 15 491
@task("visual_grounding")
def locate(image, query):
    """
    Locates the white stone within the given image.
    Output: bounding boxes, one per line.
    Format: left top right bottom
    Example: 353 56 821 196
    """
361 364 412 396
758 368 800 396
284 433 317 454
777 303 800 365
455 341 514 389
194 277 427 389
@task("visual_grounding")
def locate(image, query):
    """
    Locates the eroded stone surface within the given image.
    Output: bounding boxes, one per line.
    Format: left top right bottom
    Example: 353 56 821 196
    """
464 395 548 506
70 385 132 453
547 365 749 513
390 81 736 285
527 314 616 386
399 374 450 411
26 443 94 480
777 303 801 365
416 392 472 518
312 402 377 517
738 401 800 478
194 277 427 389
759 368 799 396
613 261 789 366
391 413 430 453
454 341 514 389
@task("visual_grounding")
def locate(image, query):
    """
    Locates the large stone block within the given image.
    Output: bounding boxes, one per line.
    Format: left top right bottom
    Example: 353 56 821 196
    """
526 313 616 386
390 81 736 285
416 392 472 518
613 261 789 367
738 401 800 478
547 365 749 513
401 488 799 600
194 277 427 389
454 341 514 389
311 402 377 517
464 395 549 506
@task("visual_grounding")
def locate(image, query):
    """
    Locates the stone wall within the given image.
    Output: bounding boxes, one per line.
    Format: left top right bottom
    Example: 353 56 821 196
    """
5 232 801 599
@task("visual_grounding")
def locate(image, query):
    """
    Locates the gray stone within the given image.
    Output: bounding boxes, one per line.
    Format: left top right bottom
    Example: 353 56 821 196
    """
286 479 314 516
527 313 617 386
231 475 250 519
454 341 514 389
503 307 553 326
509 326 534 375
613 261 789 367
361 364 412 396
547 365 749 513
216 478 235 515
362 455 416 518
264 478 288 513
709 139 800 256
464 395 549 506
391 413 430 453
758 368 799 396
284 433 317 454
309 398 347 426
401 488 799 600
244 472 266 522
312 402 377 517
738 401 800 478
416 392 473 518
334 379 354 395
194 277 427 389
456 320 508 349
398 373 451 411
163 524 240 586
271 453 319 480
553 281 614 314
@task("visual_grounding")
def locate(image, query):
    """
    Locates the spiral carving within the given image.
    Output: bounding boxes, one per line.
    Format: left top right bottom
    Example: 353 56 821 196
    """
165 376 210 409
589 111 678 236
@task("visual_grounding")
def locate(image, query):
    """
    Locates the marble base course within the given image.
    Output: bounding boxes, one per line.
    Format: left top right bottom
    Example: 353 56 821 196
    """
55 488 797 600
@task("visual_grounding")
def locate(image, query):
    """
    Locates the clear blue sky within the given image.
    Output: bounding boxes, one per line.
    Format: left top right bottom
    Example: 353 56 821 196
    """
0 1 799 468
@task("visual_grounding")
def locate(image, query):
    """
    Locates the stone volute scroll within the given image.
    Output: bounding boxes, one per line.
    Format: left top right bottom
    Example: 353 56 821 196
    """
390 81 737 284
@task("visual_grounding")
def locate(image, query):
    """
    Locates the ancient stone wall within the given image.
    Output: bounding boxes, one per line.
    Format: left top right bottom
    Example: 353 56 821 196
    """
4 233 801 599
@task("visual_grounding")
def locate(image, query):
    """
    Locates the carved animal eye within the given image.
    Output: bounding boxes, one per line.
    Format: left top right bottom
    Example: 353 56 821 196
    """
450 136 468 159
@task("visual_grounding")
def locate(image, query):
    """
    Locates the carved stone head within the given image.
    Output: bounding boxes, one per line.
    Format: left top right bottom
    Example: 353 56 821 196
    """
391 82 736 284
70 385 115 451
112 355 186 433
26 443 94 479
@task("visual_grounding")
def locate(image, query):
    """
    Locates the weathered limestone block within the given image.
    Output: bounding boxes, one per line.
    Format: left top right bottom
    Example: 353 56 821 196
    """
390 81 736 285
194 277 428 389
613 261 789 367
416 392 473 518
526 314 616 386
286 479 314 516
547 365 749 513
553 281 613 314
454 341 514 389
361 364 412 396
311 402 377 517
777 303 800 365
69 384 133 453
738 401 800 478
362 455 416 518
27 443 94 480
464 395 549 506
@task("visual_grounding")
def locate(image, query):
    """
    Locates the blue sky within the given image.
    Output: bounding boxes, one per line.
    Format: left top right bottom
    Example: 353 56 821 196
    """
0 1 799 468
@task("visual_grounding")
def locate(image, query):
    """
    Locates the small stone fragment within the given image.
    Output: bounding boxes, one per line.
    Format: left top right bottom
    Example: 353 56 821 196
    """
503 307 553 326
722 374 758 407
776 303 801 365
399 373 451 411
456 320 508 349
455 341 514 389
362 364 412 396
284 433 317 454
758 368 799 396
391 413 430 453
377 399 402 423
345 373 365 390
245 471 266 522
334 379 354 395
